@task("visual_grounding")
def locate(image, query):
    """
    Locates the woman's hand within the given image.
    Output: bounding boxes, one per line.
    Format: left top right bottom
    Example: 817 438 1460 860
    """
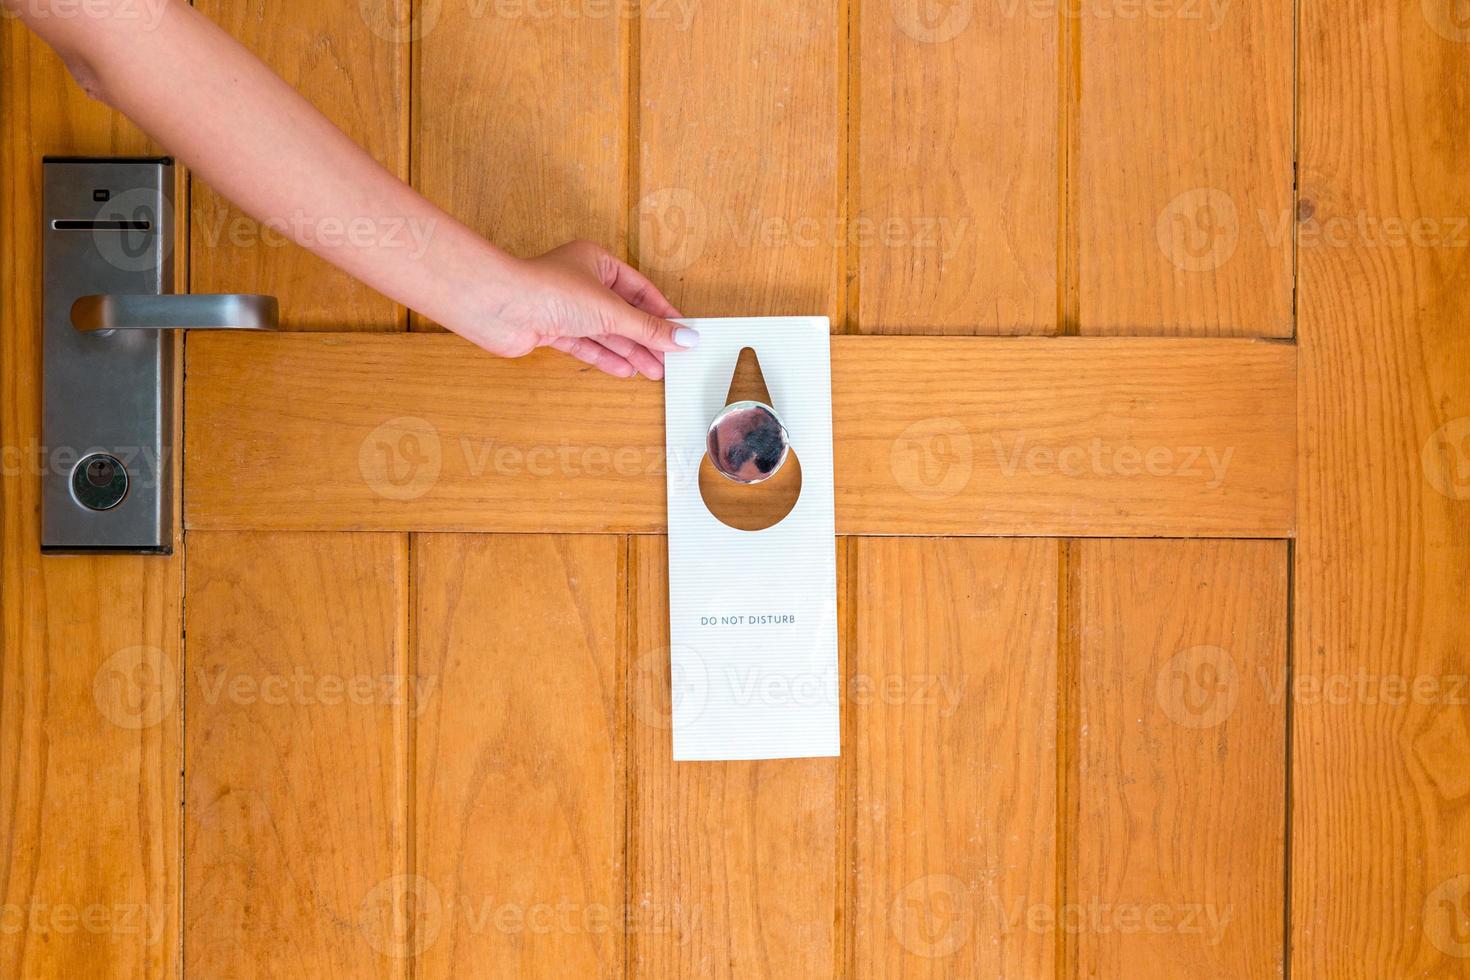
10 0 696 381
462 240 698 381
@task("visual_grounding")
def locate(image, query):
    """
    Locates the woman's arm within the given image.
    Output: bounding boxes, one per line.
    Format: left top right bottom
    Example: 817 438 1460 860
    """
6 0 696 378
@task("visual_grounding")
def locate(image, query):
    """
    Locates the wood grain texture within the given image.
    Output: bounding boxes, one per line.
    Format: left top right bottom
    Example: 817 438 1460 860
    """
1071 539 1286 977
183 333 1296 537
637 0 841 319
0 25 181 980
847 538 1057 976
1074 0 1293 336
189 0 409 330
856 0 1056 333
183 532 409 977
413 0 627 313
412 534 624 976
629 536 838 977
1294 0 1470 973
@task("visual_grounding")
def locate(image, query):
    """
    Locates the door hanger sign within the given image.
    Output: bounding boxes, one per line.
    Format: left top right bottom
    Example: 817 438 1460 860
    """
662 317 839 761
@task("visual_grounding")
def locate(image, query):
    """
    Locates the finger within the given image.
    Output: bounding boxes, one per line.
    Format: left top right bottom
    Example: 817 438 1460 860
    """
598 298 699 353
598 253 683 319
596 335 664 380
596 334 665 380
549 336 636 378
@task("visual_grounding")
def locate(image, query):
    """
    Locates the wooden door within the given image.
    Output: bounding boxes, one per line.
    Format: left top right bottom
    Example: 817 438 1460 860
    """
2 1 1466 977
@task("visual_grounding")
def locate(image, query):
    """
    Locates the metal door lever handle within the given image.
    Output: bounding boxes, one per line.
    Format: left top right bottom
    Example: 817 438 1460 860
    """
71 293 278 333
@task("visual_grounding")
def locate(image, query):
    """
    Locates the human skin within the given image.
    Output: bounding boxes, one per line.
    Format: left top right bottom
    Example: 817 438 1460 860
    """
5 0 698 379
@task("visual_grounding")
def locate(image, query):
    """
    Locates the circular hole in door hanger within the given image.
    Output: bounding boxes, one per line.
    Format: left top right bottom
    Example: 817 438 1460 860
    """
699 347 803 531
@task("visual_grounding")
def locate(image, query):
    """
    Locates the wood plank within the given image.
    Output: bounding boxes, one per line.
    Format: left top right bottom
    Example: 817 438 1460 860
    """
1295 0 1470 972
1075 0 1293 336
637 0 841 319
856 0 1056 333
189 0 409 330
183 333 1295 537
0 26 181 980
629 535 838 977
1071 539 1286 977
412 0 627 305
412 534 624 976
847 538 1057 976
183 531 408 977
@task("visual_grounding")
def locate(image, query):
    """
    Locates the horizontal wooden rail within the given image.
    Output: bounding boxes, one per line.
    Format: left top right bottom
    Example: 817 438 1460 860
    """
184 334 1295 536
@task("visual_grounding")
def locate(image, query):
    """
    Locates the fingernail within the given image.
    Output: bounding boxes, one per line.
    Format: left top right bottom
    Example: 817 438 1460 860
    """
673 326 700 349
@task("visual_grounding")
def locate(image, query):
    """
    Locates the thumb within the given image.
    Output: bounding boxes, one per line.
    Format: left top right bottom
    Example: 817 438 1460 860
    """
603 301 699 352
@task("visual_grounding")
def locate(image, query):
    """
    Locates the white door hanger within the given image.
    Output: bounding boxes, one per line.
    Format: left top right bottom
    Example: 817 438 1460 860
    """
663 317 839 762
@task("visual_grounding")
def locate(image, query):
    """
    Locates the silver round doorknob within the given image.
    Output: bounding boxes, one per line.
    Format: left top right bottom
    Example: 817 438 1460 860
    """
706 400 790 484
